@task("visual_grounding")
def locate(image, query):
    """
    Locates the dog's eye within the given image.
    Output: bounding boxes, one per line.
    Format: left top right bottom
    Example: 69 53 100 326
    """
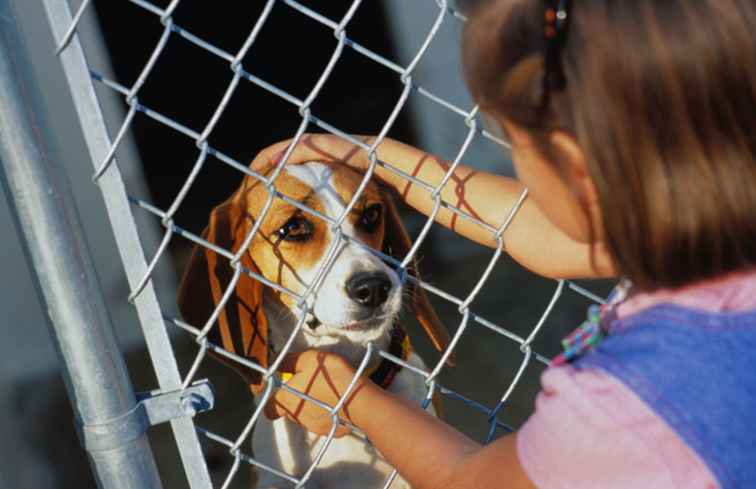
277 217 313 242
359 203 383 232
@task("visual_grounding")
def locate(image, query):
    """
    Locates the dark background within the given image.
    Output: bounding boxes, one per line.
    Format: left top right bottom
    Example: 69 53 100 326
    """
96 0 418 236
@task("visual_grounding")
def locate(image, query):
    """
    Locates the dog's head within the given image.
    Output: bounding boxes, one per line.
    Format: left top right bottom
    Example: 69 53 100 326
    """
177 161 450 392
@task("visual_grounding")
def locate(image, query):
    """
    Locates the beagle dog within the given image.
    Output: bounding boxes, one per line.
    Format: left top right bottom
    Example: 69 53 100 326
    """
177 161 450 489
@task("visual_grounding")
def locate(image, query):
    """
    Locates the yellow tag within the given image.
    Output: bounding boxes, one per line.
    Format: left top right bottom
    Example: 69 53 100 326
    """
402 335 412 355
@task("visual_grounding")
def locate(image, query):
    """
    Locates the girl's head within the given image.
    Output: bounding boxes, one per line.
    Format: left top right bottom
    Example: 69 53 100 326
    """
461 0 756 290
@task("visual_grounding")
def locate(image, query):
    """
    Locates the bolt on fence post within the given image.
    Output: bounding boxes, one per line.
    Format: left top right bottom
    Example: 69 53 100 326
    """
0 3 163 489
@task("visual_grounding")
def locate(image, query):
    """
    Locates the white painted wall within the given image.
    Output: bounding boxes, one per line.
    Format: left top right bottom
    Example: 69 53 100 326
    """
383 0 512 175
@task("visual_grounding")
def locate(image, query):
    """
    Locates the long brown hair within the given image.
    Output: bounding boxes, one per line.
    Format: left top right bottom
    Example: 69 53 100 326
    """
462 0 756 290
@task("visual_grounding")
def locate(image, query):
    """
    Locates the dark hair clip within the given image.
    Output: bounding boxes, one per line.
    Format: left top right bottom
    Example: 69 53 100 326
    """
543 0 571 96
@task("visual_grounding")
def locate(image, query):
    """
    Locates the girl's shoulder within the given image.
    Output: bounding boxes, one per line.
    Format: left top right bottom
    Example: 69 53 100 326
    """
606 268 756 325
585 269 756 372
598 268 756 346
574 269 756 489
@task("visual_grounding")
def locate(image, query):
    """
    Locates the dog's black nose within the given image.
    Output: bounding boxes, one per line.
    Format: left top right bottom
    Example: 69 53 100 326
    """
346 272 392 309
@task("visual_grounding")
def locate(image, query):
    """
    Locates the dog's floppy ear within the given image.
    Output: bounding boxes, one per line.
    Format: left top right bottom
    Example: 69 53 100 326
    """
177 190 269 394
381 192 453 362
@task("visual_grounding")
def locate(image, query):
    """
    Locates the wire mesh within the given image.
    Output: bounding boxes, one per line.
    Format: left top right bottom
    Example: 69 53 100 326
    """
51 1 607 488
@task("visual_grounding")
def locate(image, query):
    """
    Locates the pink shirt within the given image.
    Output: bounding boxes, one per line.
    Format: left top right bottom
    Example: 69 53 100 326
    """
517 270 756 489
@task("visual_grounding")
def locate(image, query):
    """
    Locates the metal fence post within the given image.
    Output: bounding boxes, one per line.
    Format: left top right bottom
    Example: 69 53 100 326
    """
0 3 163 488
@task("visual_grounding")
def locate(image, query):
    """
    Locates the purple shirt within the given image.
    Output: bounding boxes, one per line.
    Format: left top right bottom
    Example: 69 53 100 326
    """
517 269 756 489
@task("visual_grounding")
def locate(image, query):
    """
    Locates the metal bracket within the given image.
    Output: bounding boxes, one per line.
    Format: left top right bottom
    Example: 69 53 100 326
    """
76 379 214 452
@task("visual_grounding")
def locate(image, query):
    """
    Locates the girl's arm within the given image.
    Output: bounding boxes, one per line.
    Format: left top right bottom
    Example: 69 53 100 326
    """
268 351 536 489
251 134 615 280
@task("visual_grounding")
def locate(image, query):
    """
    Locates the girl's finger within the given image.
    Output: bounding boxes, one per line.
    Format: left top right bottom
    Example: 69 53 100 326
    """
249 138 296 171
265 388 349 437
264 385 303 420
250 134 374 172
263 395 284 420
250 135 328 172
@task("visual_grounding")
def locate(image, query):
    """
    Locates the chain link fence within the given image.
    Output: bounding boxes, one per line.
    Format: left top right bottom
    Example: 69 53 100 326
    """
25 1 607 487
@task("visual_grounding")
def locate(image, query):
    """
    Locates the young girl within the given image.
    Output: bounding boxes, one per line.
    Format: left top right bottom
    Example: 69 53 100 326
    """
249 0 756 487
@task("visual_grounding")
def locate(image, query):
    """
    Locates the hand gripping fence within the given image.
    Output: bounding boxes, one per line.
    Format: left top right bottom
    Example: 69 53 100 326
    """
20 1 608 488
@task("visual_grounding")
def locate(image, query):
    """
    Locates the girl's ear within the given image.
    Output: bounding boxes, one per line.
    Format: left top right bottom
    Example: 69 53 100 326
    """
549 130 604 238
549 130 599 207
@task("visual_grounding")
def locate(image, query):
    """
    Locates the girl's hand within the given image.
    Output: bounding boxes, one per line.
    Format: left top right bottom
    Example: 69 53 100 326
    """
265 350 376 438
265 352 535 489
250 133 375 174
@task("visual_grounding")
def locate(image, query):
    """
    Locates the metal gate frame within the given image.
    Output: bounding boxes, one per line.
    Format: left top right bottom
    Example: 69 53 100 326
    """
0 1 215 488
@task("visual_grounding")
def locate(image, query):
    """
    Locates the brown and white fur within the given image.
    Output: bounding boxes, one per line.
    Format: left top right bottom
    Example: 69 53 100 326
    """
178 161 450 489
